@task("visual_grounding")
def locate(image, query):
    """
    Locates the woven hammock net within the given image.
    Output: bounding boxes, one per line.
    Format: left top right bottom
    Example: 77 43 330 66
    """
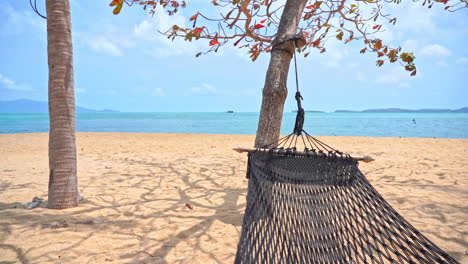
235 134 459 264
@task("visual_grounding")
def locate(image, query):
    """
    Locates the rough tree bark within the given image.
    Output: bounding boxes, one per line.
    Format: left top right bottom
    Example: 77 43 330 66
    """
46 0 79 209
254 0 307 148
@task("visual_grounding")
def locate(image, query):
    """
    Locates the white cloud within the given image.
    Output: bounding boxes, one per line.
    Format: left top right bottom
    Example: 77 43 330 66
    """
401 39 420 51
398 83 411 89
75 88 86 94
0 3 46 36
385 2 437 35
85 36 123 56
0 73 32 91
133 9 205 57
151 88 165 96
376 66 418 85
313 39 349 69
201 83 216 93
356 72 366 82
189 83 217 95
76 22 134 57
456 57 468 64
436 61 448 67
420 44 451 57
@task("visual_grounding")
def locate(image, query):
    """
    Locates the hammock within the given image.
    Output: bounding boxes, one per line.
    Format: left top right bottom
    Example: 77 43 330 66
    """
234 37 459 263
234 138 459 263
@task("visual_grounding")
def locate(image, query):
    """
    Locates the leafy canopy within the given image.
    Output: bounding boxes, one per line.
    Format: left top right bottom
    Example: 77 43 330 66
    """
110 0 467 76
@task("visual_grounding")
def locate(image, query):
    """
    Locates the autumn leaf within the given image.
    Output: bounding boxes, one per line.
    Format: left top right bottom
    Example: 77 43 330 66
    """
311 39 320 47
189 13 199 21
372 25 381 30
209 39 220 46
193 27 205 33
254 24 266 29
260 19 267 24
110 0 124 15
336 31 344 41
400 52 415 63
373 39 383 50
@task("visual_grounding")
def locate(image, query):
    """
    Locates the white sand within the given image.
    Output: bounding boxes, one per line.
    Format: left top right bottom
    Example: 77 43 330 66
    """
0 133 466 263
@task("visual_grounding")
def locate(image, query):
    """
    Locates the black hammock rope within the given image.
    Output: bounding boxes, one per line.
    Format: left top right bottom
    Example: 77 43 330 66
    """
29 0 47 19
234 37 459 264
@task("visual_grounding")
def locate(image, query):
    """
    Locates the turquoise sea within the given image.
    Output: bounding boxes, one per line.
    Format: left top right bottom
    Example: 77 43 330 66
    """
0 112 467 138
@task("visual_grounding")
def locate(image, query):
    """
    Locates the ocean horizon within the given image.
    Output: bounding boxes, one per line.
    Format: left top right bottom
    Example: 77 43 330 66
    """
1 112 467 138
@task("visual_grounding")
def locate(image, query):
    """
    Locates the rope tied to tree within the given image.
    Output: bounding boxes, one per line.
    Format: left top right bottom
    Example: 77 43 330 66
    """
271 32 306 136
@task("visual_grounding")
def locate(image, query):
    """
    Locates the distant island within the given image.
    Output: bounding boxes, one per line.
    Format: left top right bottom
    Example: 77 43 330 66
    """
0 99 119 113
334 107 468 113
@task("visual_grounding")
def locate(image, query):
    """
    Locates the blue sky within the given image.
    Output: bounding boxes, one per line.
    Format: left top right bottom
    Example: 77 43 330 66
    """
0 0 467 112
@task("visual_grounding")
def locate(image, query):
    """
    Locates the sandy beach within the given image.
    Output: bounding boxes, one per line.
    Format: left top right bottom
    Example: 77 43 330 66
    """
0 132 467 263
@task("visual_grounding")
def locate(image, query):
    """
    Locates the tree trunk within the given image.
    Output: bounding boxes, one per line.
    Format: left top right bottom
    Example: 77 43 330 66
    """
46 0 79 209
254 0 307 148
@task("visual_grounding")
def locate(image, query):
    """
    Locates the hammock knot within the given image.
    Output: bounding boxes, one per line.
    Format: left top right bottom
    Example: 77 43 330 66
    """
293 91 305 135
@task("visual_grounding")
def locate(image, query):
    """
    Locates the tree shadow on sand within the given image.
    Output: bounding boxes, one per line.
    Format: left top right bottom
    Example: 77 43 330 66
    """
0 152 248 263
2 149 465 263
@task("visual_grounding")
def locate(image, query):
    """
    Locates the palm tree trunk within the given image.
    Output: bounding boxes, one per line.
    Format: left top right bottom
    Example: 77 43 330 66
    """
254 0 307 148
46 0 79 209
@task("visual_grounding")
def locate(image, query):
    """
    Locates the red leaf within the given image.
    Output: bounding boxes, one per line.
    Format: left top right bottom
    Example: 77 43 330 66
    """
209 39 220 46
254 24 265 29
260 19 267 24
189 13 199 21
193 26 205 33
311 39 320 47
373 25 381 30
305 5 314 9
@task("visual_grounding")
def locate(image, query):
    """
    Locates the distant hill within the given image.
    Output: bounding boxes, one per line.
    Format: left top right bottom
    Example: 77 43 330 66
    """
452 107 468 113
334 110 360 113
0 99 119 113
335 107 468 113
